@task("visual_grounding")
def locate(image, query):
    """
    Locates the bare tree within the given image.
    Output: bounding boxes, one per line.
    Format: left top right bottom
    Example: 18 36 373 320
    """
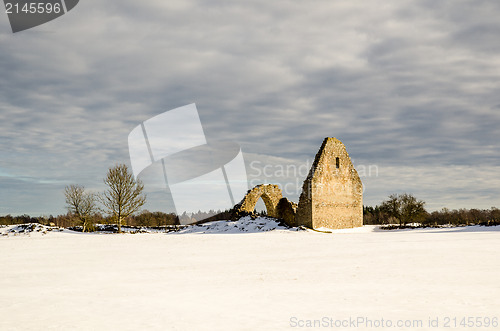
100 164 146 233
64 184 97 232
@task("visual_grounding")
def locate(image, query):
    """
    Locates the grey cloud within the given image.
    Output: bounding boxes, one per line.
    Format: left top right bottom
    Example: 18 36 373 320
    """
1 0 500 214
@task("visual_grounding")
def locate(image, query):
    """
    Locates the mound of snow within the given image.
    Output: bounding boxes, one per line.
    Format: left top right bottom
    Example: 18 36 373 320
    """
172 216 302 234
0 223 65 236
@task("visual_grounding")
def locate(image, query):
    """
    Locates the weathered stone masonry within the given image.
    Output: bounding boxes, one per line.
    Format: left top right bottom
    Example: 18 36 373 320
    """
237 184 283 218
234 137 363 229
295 137 363 229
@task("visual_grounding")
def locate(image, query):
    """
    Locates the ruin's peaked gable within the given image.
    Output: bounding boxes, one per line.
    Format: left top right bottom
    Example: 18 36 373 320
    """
296 137 363 229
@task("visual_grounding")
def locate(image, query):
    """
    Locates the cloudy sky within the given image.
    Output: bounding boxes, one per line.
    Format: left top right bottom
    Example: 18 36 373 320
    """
1 0 500 216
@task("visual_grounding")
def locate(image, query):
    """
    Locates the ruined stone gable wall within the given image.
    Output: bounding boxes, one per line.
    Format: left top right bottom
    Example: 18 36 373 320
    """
297 138 363 229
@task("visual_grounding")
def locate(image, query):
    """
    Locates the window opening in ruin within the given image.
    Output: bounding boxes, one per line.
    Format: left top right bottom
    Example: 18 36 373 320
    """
254 197 267 216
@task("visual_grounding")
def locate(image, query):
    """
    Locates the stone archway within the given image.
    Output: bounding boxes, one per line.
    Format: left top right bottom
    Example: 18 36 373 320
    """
236 184 283 217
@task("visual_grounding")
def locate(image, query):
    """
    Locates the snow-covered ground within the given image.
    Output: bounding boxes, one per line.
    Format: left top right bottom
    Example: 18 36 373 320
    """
175 216 302 234
1 220 499 330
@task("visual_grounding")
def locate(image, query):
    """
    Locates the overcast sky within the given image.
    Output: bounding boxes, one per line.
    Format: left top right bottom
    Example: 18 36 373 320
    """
1 0 500 215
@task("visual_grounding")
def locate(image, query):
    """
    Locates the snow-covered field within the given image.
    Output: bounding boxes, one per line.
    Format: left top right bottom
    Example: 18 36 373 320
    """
1 220 499 330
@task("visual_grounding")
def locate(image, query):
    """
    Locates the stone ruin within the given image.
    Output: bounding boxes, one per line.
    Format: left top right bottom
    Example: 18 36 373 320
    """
199 137 362 229
233 137 363 229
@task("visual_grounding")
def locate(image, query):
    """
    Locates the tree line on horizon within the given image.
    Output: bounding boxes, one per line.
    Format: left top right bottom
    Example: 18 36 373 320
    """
0 209 228 228
364 193 500 227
